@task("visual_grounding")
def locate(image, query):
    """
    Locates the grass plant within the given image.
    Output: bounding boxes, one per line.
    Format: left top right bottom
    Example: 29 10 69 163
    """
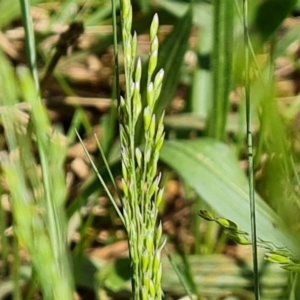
79 0 166 298
1 0 300 299
0 52 74 299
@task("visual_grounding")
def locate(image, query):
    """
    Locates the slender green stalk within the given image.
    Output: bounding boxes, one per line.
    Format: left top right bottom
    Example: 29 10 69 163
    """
75 130 124 224
243 1 260 299
19 0 39 91
118 1 165 298
165 248 194 300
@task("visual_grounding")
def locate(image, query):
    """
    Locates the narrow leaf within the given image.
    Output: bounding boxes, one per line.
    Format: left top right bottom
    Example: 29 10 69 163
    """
154 6 193 117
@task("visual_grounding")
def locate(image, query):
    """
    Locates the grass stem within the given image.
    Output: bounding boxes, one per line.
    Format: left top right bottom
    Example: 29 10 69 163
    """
243 1 260 299
19 0 39 92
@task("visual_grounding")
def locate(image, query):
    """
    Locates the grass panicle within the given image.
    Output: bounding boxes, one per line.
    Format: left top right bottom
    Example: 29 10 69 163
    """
119 1 165 298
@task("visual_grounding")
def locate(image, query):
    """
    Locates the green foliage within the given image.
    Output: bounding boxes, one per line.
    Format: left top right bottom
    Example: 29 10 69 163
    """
1 0 300 299
160 139 300 255
0 51 74 299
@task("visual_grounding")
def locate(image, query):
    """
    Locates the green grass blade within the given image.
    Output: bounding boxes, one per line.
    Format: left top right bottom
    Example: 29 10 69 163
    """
165 248 194 300
0 50 74 299
154 6 193 117
18 67 62 260
206 0 234 140
190 5 213 118
18 67 74 299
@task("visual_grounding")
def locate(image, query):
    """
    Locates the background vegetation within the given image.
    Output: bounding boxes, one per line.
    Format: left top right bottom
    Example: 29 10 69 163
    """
1 0 300 299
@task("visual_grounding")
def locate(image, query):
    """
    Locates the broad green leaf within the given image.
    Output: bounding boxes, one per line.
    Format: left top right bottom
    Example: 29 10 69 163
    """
160 138 300 256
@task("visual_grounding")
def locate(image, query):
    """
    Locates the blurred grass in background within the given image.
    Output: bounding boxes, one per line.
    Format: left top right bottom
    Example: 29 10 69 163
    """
0 0 300 299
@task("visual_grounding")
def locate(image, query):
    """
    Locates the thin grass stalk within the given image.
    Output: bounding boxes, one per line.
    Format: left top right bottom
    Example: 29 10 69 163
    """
165 248 194 300
118 0 165 298
75 130 124 223
95 134 119 193
180 252 201 299
19 0 39 91
243 1 260 299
